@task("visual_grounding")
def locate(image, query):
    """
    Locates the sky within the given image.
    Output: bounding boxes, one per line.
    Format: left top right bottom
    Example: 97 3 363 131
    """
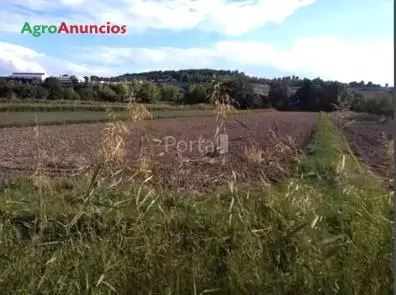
0 0 394 85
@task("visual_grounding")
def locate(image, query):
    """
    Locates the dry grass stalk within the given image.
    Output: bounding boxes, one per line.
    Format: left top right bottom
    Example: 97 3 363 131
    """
243 126 301 179
135 134 156 178
383 133 394 161
99 84 158 179
29 114 53 240
119 85 159 181
381 132 394 181
269 126 300 161
244 145 265 164
101 109 129 172
126 90 157 178
209 80 235 136
332 102 356 127
126 92 152 122
31 114 53 193
208 79 236 159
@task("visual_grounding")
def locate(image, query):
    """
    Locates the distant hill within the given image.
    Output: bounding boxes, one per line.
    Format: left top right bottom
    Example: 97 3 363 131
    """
92 69 270 84
115 69 248 85
90 69 313 89
89 69 389 92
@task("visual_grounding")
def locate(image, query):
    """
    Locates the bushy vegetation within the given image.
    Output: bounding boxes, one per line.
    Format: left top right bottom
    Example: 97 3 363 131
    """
348 91 393 117
0 69 392 116
0 113 391 294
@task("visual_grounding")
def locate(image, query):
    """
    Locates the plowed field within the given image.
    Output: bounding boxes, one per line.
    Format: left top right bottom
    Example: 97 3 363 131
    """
332 112 394 179
0 112 319 188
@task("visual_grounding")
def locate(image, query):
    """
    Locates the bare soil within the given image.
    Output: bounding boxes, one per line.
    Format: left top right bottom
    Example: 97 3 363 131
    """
0 112 319 189
332 112 393 178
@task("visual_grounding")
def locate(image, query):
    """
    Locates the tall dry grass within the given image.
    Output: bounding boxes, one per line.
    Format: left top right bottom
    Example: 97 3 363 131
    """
99 85 155 179
0 113 391 294
207 79 237 161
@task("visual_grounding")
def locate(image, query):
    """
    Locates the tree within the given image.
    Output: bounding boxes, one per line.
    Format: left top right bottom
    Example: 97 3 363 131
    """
43 77 64 100
137 82 160 103
0 79 13 99
97 85 117 101
76 86 96 101
110 83 128 101
269 81 290 110
159 84 184 102
293 79 341 111
222 77 259 108
183 84 209 104
117 69 247 85
12 84 36 99
35 86 48 99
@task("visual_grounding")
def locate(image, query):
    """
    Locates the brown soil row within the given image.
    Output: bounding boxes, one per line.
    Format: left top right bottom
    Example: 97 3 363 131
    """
332 112 394 179
0 112 319 189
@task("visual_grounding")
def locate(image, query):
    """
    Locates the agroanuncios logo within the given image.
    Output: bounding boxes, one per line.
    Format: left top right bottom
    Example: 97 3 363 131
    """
21 21 127 37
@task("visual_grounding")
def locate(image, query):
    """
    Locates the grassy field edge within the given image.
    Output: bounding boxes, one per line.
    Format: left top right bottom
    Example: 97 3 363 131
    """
0 109 274 128
0 113 391 294
0 102 215 113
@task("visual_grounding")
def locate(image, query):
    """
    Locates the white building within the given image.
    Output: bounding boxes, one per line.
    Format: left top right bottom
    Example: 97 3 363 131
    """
53 74 86 84
57 74 75 84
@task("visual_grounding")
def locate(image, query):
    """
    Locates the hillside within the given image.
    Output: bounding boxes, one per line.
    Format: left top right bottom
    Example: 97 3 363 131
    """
92 69 312 88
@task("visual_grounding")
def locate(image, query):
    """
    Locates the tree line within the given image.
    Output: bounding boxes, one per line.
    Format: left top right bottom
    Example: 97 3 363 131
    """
0 76 263 106
0 70 392 116
94 69 386 89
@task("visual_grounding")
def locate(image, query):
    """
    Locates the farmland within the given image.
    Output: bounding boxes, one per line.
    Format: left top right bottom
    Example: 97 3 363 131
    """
0 101 223 127
0 72 393 295
0 100 214 112
0 110 223 128
0 104 392 294
0 98 277 128
332 112 394 178
0 112 316 187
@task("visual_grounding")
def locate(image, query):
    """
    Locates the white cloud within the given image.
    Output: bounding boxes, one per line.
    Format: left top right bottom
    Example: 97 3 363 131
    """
0 3 93 33
0 41 110 76
60 0 87 5
75 37 394 84
215 37 394 84
0 36 393 85
2 0 315 36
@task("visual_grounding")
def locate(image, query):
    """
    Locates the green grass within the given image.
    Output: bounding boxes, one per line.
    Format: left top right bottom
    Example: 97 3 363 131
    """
0 113 391 294
0 109 248 128
0 109 269 128
0 99 126 105
0 101 214 112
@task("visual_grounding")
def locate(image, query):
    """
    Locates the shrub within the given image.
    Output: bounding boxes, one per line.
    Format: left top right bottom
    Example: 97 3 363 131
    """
76 86 97 101
183 84 209 104
97 86 118 102
137 82 160 103
63 87 81 100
